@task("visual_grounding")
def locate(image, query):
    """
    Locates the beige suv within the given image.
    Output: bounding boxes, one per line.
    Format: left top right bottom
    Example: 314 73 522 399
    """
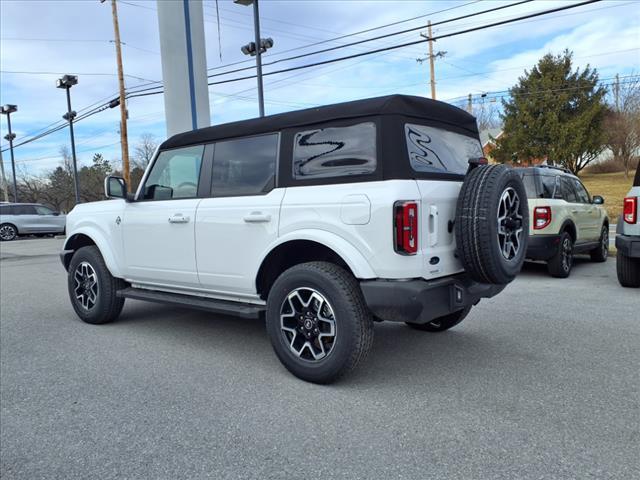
518 166 609 277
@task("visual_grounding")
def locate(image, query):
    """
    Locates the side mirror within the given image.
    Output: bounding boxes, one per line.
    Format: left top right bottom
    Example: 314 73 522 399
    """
105 176 127 200
52 211 60 216
592 195 604 205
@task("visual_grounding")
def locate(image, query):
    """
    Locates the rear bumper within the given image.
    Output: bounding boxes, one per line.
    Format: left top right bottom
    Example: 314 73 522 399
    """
616 234 640 258
360 274 505 324
526 234 561 261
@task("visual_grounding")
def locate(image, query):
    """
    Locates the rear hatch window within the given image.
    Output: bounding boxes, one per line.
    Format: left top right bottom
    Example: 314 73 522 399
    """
405 123 482 175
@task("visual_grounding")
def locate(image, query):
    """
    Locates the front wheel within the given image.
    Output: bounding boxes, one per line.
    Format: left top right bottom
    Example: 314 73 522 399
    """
590 225 609 262
67 246 125 324
265 262 374 384
547 232 573 278
405 306 471 332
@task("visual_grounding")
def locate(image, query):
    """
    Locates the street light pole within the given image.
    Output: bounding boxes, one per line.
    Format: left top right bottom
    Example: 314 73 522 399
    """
1 104 19 202
57 75 80 205
236 0 272 118
252 0 265 117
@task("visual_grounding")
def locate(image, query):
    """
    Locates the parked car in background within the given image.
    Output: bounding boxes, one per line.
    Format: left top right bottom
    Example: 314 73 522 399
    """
518 165 609 278
60 95 530 384
0 203 66 241
615 165 640 288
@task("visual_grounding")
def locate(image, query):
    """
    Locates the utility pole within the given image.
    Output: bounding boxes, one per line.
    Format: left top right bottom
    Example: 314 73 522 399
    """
0 149 8 202
0 104 18 202
467 94 473 113
103 0 130 188
417 22 445 100
614 73 620 111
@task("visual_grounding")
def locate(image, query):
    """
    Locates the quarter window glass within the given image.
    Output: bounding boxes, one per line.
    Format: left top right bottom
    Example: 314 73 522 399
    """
293 122 376 179
540 176 557 199
143 145 204 200
212 134 278 196
35 206 54 215
521 174 537 198
573 179 590 203
561 177 578 203
405 124 482 175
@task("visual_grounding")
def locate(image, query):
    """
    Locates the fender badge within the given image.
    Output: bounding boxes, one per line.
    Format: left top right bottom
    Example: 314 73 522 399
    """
115 216 121 225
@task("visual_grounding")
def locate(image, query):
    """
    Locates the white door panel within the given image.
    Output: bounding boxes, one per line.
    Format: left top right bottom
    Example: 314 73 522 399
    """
123 199 201 287
195 189 284 294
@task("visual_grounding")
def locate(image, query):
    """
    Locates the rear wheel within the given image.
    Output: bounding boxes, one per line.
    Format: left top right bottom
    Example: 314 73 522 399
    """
547 231 573 278
67 246 125 324
590 225 609 262
265 261 374 384
617 252 640 288
0 223 17 241
405 306 471 332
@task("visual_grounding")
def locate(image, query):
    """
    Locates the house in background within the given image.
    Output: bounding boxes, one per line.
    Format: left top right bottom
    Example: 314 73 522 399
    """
480 128 547 167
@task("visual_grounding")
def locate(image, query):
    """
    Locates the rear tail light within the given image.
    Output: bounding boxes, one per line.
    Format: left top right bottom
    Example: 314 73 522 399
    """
394 201 418 255
623 197 637 224
534 206 552 230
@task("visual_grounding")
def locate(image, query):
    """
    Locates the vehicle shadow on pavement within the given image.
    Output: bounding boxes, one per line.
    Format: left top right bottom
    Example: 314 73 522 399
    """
520 256 593 278
111 299 524 387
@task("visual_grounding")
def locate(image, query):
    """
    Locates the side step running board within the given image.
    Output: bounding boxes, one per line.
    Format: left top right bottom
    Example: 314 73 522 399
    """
116 287 265 319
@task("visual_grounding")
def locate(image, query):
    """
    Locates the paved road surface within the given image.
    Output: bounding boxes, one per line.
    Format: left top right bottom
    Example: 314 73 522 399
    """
1 238 638 479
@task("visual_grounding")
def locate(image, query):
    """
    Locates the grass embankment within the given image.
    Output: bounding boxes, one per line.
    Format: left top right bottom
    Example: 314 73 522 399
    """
580 171 634 222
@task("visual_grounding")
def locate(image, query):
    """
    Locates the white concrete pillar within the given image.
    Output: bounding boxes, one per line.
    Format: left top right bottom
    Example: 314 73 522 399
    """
157 0 211 137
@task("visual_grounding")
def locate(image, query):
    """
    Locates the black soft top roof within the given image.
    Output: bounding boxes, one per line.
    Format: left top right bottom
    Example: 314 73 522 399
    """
160 94 478 150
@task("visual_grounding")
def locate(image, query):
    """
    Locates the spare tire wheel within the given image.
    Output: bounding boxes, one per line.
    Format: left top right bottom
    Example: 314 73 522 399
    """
455 164 529 285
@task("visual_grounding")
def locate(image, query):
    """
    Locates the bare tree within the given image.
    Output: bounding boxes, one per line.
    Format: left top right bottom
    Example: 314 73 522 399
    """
472 101 502 131
605 74 640 178
133 133 158 169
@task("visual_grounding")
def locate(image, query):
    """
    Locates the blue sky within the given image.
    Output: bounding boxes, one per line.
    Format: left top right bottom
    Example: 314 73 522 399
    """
1 0 638 176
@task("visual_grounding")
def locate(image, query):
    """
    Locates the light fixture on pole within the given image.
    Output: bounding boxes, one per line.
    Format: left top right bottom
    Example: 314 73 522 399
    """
57 74 81 205
235 0 273 117
0 104 19 203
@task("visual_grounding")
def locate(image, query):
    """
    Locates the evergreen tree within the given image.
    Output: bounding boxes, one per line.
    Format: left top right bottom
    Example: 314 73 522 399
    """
494 50 607 174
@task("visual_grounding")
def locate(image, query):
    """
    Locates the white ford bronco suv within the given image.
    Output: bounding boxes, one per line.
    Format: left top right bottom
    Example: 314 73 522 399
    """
615 164 640 287
61 95 529 383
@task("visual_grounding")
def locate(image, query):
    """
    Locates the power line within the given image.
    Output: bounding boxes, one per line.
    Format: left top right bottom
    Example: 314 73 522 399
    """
205 0 536 80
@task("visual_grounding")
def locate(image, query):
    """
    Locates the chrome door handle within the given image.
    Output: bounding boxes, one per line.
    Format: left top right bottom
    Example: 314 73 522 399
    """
243 212 271 223
168 214 190 224
571 210 579 214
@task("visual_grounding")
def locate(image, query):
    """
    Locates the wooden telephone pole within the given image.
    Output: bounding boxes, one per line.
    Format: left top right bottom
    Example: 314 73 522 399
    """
417 21 445 100
104 0 130 188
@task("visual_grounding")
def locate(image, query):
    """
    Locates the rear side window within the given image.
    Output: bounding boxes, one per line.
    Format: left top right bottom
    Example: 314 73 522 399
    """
14 205 37 215
0 206 15 215
405 124 482 175
212 134 279 197
293 122 376 179
560 177 578 203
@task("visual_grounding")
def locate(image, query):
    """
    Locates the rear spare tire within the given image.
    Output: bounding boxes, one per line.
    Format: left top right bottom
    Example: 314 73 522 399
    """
455 164 529 285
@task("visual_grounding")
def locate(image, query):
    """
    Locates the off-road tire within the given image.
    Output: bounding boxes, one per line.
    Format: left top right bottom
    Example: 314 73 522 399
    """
0 223 18 241
266 261 374 384
455 164 529 285
405 306 471 332
590 225 609 262
67 246 125 324
547 231 573 278
617 252 640 288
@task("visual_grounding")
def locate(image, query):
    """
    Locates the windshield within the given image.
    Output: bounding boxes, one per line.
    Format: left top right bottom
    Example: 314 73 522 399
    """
405 123 482 175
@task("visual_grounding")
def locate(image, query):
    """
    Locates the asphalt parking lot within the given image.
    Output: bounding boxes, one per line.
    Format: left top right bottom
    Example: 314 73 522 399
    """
0 238 637 479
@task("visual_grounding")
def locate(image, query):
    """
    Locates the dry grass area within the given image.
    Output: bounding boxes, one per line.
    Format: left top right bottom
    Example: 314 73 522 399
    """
580 171 634 221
